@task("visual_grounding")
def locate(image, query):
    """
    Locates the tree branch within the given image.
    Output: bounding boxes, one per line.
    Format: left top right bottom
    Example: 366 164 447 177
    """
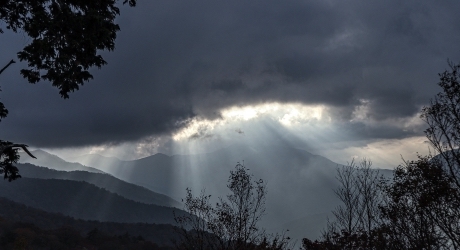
0 59 15 75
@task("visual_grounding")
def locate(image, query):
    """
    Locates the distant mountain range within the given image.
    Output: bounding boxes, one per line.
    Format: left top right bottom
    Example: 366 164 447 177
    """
71 145 341 224
0 197 179 246
0 177 188 225
26 146 342 240
15 145 394 241
17 163 182 208
19 149 104 173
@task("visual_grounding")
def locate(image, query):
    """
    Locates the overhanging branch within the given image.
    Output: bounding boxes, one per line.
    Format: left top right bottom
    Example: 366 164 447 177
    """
0 59 15 75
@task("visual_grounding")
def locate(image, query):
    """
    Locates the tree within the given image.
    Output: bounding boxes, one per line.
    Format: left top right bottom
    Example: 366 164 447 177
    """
0 142 36 181
303 158 460 250
303 62 460 250
421 61 460 189
174 163 291 250
328 160 384 238
302 159 387 250
418 61 460 248
379 156 457 249
0 0 136 180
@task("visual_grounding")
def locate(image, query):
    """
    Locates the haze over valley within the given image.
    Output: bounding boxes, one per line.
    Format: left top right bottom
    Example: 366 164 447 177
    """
18 146 359 241
0 0 459 248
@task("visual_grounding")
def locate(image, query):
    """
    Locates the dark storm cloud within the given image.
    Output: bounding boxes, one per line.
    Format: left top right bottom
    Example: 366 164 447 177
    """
0 0 459 147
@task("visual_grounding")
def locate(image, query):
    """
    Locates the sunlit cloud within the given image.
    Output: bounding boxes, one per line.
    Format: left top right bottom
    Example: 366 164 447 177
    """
173 102 328 141
89 146 107 155
47 102 428 170
321 136 432 169
166 102 427 169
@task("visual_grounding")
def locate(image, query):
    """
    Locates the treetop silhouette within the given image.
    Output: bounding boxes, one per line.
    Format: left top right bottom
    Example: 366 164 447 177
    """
0 0 136 180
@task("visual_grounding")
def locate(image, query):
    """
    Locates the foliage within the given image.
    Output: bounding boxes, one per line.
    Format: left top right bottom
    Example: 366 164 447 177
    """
421 61 460 189
380 156 459 249
305 156 460 250
303 63 460 249
0 0 136 180
174 163 291 250
0 0 136 98
302 228 388 250
0 141 20 181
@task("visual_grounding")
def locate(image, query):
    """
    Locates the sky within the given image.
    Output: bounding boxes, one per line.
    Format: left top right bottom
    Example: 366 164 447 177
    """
1 0 460 168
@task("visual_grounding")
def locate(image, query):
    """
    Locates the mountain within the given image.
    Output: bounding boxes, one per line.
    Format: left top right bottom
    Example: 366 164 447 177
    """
67 153 126 174
69 144 344 240
0 177 188 225
19 149 105 173
17 163 182 208
30 145 394 241
0 197 179 247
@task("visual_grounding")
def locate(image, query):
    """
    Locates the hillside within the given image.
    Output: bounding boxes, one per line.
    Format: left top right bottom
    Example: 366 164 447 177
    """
18 149 104 174
69 145 343 240
27 145 394 241
0 178 188 225
0 197 179 247
17 163 182 208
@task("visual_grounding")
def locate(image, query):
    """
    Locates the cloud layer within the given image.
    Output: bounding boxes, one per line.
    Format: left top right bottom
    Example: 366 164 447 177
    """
1 0 459 148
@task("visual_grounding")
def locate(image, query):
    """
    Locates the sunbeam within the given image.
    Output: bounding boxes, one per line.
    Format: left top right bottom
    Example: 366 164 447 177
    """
49 102 427 170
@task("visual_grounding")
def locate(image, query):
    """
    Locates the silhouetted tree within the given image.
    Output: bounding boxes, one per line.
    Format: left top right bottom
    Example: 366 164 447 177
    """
304 157 460 250
330 161 361 235
416 61 460 248
331 160 383 236
303 159 387 249
421 61 460 189
174 163 291 250
379 156 456 249
0 142 36 181
302 228 389 250
1 0 136 97
0 0 136 180
303 62 460 250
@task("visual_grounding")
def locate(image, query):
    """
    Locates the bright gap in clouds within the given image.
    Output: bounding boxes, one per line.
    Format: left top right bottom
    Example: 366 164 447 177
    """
172 103 327 141
50 102 429 170
171 102 428 169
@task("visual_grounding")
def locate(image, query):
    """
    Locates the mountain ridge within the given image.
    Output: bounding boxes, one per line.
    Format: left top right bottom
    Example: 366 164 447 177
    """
19 149 105 174
0 196 179 246
19 145 394 241
17 163 182 208
64 144 344 239
0 177 188 225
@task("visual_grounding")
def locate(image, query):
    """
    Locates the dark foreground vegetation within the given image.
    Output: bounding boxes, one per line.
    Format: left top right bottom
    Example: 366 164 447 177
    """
0 197 179 248
301 63 460 249
0 0 136 179
1 1 460 249
0 62 459 249
0 221 167 250
174 163 292 250
170 64 460 250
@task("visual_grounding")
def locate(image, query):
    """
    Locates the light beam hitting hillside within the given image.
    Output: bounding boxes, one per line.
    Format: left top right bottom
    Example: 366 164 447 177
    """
171 102 427 169
49 102 428 170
